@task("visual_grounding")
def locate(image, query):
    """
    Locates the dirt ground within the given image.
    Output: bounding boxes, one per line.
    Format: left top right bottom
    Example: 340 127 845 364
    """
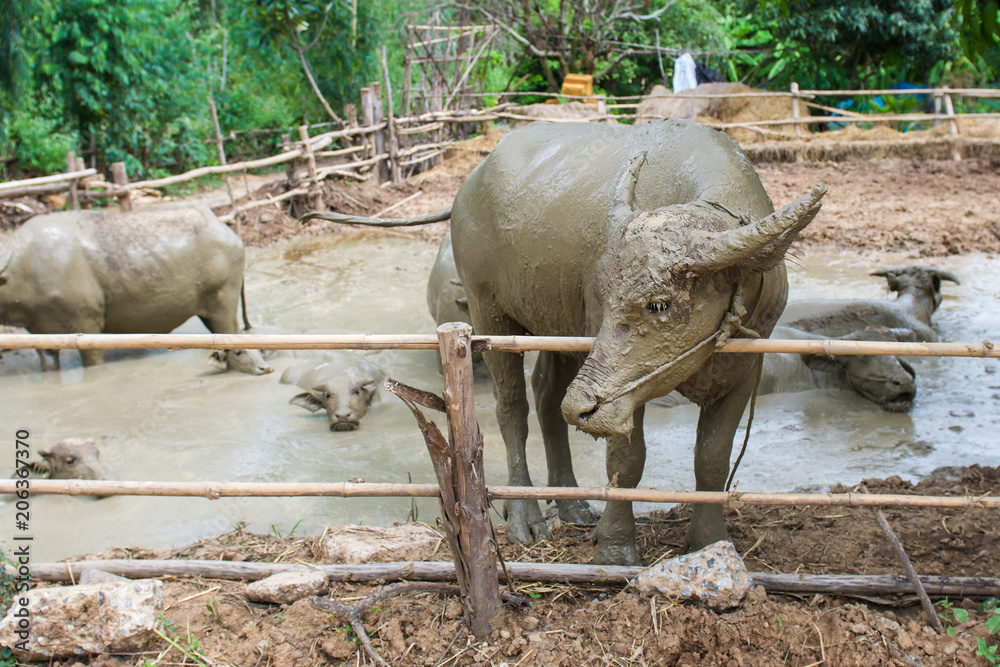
8 135 1000 666
216 133 1000 261
52 466 1000 667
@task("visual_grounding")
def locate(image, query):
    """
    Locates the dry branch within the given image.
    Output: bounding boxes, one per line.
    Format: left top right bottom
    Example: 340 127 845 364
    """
18 560 1000 597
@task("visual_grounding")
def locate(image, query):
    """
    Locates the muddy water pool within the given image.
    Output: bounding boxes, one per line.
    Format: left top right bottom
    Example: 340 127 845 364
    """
1 232 997 561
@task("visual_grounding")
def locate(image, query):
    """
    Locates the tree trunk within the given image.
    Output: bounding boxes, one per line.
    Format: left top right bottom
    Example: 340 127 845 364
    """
291 32 343 126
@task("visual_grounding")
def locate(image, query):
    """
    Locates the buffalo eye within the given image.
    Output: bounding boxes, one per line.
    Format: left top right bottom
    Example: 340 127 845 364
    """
646 300 671 315
234 350 244 356
66 457 76 465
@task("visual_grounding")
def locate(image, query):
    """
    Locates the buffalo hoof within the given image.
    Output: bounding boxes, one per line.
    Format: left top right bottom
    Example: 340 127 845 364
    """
556 499 599 525
593 541 642 567
685 513 729 553
503 498 551 544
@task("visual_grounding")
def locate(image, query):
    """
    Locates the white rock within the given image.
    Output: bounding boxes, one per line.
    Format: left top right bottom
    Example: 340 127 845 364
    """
0 580 163 661
631 540 752 610
78 569 130 585
245 571 329 605
322 524 441 563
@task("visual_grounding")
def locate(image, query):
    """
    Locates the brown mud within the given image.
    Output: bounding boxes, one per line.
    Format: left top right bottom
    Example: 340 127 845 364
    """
7 134 1000 666
57 466 1000 667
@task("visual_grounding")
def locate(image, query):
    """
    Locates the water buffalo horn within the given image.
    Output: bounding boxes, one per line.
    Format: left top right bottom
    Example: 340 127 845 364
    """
688 182 828 273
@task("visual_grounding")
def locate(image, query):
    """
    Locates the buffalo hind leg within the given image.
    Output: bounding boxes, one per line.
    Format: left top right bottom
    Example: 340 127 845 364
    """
687 367 758 551
532 351 598 525
593 405 646 566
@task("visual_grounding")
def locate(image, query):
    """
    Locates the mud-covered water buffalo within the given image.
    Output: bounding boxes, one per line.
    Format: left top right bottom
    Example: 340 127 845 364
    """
780 266 959 342
426 232 482 365
0 204 272 374
302 118 826 564
280 354 383 431
18 438 109 480
761 325 917 411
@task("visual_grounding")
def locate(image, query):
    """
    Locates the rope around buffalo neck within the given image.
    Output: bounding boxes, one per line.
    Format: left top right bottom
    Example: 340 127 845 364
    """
604 282 762 403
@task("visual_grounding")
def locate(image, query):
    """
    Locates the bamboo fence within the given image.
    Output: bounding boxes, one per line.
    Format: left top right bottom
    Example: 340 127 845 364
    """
3 326 999 630
0 331 996 357
2 79 998 223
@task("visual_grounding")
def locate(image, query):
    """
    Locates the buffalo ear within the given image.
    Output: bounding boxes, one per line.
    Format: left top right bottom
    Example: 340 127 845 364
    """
802 354 843 374
290 392 324 412
207 350 228 370
361 379 379 405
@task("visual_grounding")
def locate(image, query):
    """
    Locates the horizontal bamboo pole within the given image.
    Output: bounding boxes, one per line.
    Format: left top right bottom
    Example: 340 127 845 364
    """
399 150 444 167
314 145 366 159
2 479 997 509
217 187 310 222
0 168 96 192
0 333 996 358
17 559 1000 596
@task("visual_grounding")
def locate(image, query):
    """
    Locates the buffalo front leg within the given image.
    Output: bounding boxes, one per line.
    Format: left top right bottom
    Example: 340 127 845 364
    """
532 351 598 525
687 368 758 551
485 347 549 544
593 405 646 566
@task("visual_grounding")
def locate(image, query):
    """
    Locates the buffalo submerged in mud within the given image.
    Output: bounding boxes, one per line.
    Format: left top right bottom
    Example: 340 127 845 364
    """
0 203 272 374
302 118 826 565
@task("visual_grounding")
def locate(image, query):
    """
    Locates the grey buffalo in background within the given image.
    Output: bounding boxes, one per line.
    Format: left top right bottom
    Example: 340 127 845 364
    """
0 203 272 375
780 266 960 341
653 325 917 412
280 353 384 431
760 325 917 411
426 232 482 365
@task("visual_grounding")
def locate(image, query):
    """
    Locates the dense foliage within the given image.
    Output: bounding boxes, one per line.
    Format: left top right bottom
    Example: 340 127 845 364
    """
0 0 996 180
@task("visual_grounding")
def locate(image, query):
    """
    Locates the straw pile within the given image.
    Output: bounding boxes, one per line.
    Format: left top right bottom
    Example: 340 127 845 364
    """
635 82 797 143
508 101 612 128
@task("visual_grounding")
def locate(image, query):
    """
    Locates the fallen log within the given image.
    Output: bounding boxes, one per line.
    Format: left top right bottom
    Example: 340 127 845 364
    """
18 559 1000 597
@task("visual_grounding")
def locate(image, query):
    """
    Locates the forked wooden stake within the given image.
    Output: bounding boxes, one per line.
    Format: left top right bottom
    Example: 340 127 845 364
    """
384 322 501 638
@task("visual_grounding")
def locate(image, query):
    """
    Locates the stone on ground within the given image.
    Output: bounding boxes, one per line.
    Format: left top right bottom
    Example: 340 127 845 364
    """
632 540 752 610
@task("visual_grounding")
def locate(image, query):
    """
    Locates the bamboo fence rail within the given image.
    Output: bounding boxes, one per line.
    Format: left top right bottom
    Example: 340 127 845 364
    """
1 479 997 510
0 332 996 358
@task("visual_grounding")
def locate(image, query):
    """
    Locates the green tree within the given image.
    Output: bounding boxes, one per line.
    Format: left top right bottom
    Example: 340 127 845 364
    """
242 0 381 123
758 0 959 90
37 0 212 175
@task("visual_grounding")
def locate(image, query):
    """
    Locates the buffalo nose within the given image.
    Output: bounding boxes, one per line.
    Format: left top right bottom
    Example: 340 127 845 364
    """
561 392 600 426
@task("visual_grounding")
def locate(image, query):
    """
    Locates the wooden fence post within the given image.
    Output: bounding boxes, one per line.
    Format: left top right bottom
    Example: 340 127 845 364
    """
380 45 402 184
790 82 802 137
281 133 298 189
436 322 501 638
360 86 375 167
372 81 387 183
111 162 132 212
65 151 80 210
298 124 322 211
942 86 961 161
74 156 90 209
